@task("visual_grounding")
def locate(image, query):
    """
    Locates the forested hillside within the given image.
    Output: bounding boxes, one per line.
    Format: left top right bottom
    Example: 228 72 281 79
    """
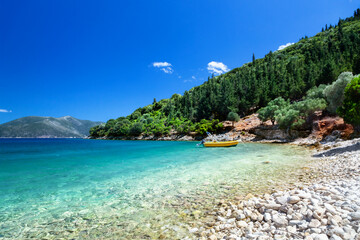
90 10 360 138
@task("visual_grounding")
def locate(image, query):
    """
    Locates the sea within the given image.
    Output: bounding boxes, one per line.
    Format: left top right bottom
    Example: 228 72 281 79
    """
0 138 311 239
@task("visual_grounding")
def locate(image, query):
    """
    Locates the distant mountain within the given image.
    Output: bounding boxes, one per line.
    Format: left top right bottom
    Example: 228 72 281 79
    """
0 116 103 138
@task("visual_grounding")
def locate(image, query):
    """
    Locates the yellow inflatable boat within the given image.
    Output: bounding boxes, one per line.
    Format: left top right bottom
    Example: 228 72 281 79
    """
203 141 239 147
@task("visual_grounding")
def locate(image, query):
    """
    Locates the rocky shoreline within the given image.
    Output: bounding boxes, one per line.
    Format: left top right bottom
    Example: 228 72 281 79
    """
190 138 360 240
90 114 355 145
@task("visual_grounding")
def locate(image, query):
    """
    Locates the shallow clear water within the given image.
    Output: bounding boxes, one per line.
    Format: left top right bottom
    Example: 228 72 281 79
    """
0 139 311 239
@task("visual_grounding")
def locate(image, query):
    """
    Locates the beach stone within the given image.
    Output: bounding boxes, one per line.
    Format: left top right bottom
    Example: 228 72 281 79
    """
223 224 232 229
288 196 301 204
329 215 342 226
250 213 258 221
265 203 281 210
286 225 296 234
313 211 322 220
292 213 303 220
324 203 337 215
192 210 201 218
329 218 339 226
274 234 286 239
306 209 314 219
343 226 355 233
321 218 328 226
244 209 252 217
350 212 360 221
310 228 322 234
226 209 232 217
208 234 217 240
257 213 264 222
309 219 321 228
189 227 198 233
331 227 345 238
312 234 329 240
272 215 288 227
276 196 288 205
311 198 320 206
236 213 246 220
330 235 343 240
298 191 312 199
264 213 271 222
237 221 248 228
245 193 255 200
298 221 309 231
227 218 235 224
289 220 303 226
205 221 216 227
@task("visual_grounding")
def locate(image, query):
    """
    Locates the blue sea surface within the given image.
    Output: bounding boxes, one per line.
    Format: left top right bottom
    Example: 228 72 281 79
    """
0 138 310 239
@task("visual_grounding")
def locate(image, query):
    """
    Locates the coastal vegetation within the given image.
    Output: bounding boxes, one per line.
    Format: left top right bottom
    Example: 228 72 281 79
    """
90 10 360 139
257 72 357 131
227 112 240 127
338 75 360 132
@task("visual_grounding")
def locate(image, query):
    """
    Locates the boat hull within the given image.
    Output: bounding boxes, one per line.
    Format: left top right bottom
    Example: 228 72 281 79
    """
203 141 239 147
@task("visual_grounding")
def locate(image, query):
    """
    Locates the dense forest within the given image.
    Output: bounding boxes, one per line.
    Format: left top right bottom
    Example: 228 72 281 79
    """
90 10 360 138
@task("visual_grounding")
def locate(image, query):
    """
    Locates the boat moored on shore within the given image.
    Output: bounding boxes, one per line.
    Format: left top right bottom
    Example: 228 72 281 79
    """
203 140 239 147
198 132 240 147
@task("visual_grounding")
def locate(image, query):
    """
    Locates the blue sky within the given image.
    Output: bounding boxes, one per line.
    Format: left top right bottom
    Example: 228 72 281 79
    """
0 0 359 123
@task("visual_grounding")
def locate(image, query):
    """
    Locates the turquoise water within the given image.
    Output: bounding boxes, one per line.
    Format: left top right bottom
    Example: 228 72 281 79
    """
0 139 310 239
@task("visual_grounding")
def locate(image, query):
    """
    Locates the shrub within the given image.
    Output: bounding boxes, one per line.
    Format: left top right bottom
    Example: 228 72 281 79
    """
305 84 327 100
257 97 289 125
292 98 327 117
129 111 141 120
227 112 240 127
129 122 144 136
323 72 353 113
338 75 360 131
275 107 301 129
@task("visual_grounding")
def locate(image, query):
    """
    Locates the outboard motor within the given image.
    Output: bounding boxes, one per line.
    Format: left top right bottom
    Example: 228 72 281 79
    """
197 139 205 146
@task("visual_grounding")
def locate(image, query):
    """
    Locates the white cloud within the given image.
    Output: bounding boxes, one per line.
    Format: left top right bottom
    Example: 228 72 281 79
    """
184 76 201 83
152 62 171 67
277 42 294 51
160 67 173 74
0 109 12 113
152 62 173 74
207 61 230 75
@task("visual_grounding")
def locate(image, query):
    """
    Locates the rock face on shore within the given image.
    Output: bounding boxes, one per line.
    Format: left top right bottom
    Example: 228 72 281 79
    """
193 138 360 240
313 117 354 141
226 113 354 143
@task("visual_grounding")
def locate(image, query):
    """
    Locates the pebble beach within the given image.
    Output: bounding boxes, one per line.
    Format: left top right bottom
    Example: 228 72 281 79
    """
192 138 360 240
